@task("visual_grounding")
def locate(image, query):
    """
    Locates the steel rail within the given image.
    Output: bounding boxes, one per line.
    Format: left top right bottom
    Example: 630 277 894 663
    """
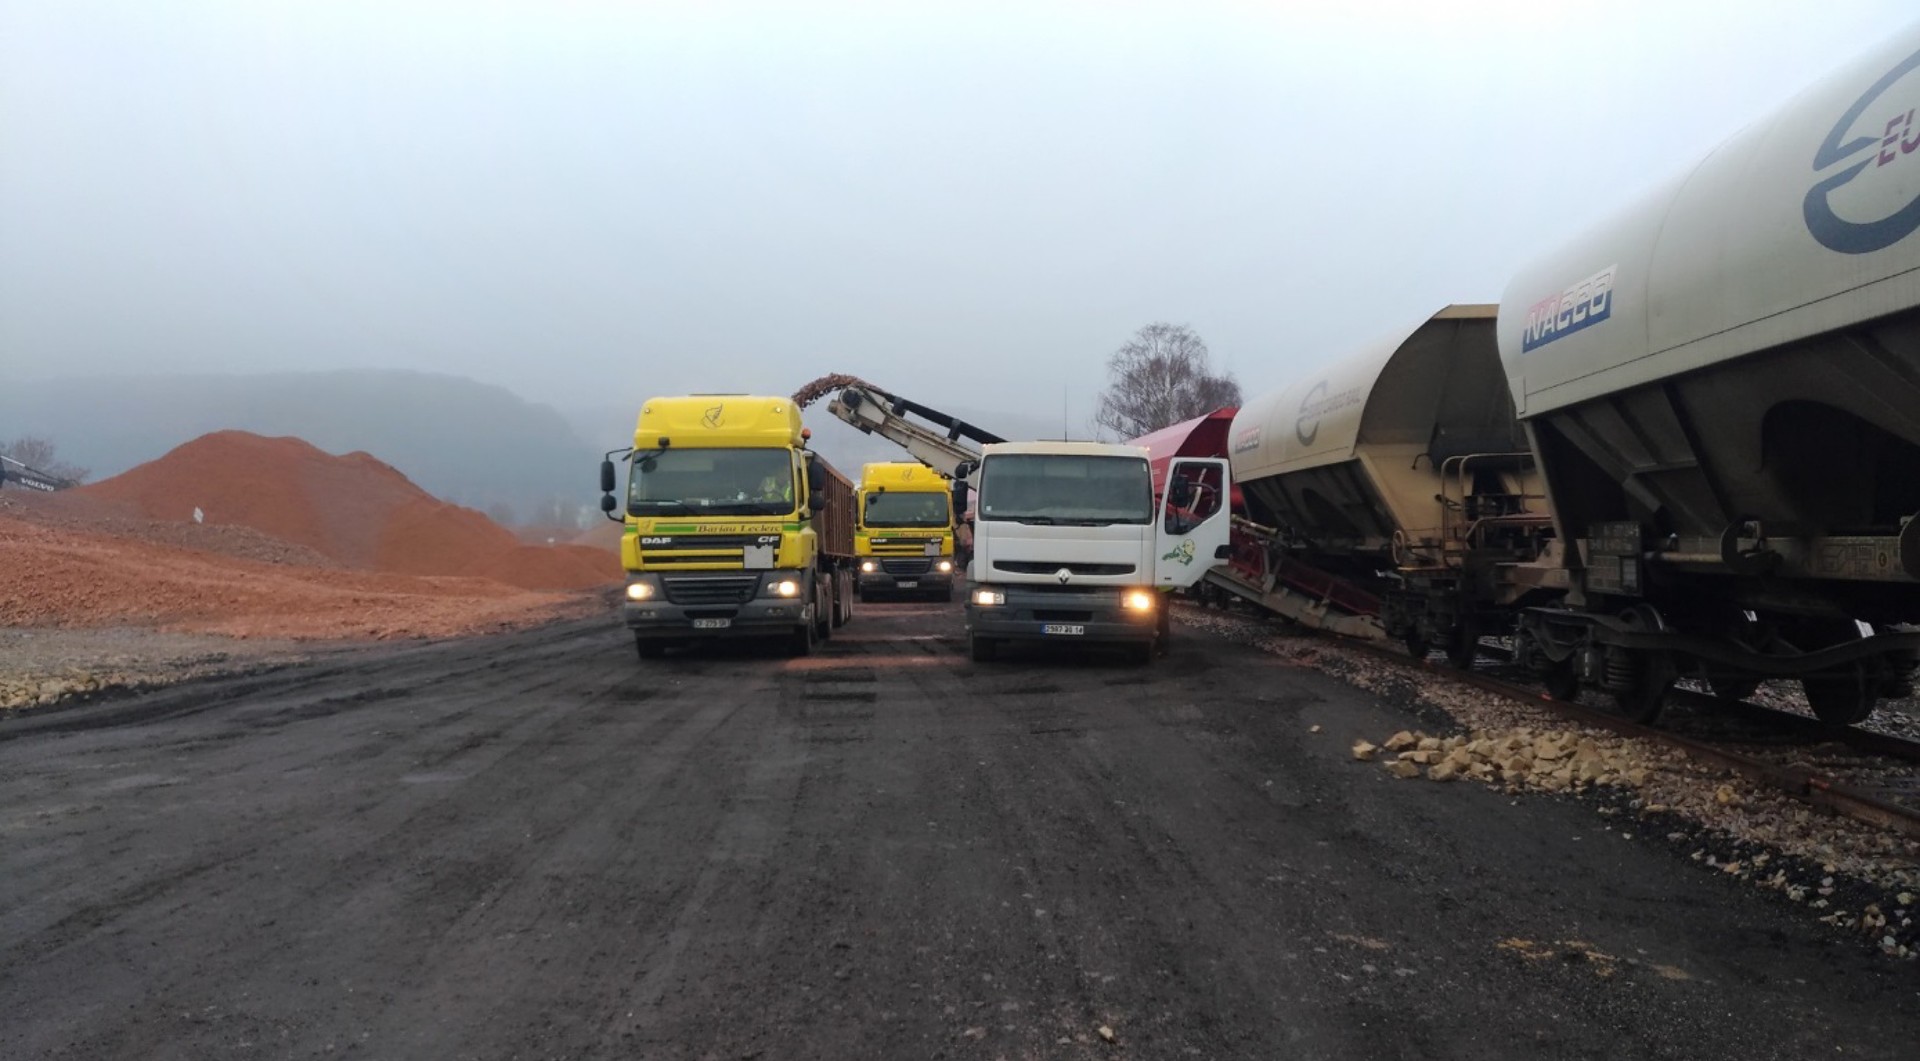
1187 603 1920 841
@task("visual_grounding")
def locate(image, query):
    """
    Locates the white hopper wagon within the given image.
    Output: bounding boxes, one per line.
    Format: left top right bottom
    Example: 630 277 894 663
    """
1229 304 1557 664
1497 25 1920 722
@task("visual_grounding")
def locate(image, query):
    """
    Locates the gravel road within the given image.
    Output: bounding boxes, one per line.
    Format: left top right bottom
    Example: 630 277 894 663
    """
3 602 1916 1060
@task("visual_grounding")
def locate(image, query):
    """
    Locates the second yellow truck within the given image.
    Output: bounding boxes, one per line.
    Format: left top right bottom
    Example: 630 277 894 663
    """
854 461 957 601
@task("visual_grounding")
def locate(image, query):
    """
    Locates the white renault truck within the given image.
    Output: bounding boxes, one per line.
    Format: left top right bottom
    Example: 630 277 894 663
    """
959 440 1231 663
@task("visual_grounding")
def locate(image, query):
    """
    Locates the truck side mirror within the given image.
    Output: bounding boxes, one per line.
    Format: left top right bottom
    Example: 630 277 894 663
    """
599 459 616 493
808 490 827 513
951 480 971 515
600 494 618 513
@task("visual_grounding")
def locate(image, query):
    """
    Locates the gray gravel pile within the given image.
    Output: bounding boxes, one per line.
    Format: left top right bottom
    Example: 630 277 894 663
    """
0 627 315 713
1180 605 1920 958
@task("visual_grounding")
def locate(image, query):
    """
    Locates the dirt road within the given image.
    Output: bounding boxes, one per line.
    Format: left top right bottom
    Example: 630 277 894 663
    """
2 602 1914 1059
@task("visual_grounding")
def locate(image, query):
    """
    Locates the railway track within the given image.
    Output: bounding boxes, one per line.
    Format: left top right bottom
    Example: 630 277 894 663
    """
1400 635 1920 839
1185 601 1920 841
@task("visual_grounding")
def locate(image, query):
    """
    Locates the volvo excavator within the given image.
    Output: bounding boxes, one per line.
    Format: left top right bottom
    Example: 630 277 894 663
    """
0 454 78 493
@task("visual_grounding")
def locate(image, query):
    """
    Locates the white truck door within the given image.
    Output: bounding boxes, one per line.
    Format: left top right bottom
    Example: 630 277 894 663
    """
1152 457 1232 589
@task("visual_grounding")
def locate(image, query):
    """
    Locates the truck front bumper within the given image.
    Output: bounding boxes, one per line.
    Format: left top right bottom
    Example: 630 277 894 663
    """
857 566 954 595
623 572 808 641
856 556 956 596
964 584 1157 644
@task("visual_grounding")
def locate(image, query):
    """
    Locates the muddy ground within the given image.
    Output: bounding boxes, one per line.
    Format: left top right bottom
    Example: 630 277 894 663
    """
2 601 1915 1060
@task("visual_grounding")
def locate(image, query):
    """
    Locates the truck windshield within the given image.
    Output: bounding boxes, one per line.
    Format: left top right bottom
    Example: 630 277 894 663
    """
976 454 1152 525
628 448 794 516
863 491 950 529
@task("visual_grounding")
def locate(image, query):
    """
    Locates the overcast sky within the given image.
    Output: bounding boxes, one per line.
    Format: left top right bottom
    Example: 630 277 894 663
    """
4 0 1916 429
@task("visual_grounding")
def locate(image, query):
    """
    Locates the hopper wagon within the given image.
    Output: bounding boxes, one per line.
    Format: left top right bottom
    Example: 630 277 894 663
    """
1497 25 1920 721
1227 305 1559 662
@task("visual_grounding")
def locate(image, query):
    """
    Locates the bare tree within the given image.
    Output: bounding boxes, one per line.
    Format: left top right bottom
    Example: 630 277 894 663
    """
1 436 89 483
1092 323 1242 439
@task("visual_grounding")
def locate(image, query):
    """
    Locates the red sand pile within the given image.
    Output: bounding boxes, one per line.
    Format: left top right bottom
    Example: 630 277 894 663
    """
80 431 617 591
0 514 595 640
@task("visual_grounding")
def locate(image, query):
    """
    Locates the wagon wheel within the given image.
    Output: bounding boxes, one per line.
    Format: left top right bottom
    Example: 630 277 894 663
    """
1803 663 1879 727
1543 660 1580 702
1445 619 1479 671
1707 678 1759 703
1609 605 1673 724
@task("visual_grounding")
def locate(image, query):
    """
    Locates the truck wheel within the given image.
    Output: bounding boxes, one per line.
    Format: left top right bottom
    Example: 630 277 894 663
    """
789 618 815 657
969 633 996 662
1135 639 1156 665
635 635 665 660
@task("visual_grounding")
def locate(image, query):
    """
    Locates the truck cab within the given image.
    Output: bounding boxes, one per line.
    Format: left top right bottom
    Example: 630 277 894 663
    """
962 441 1231 663
855 462 957 601
600 395 854 658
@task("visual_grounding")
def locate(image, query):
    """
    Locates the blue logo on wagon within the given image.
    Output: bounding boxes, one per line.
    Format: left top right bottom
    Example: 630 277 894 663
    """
1805 43 1920 254
1520 265 1617 353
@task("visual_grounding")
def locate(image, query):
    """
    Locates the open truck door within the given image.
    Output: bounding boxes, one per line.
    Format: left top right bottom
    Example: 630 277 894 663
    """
1153 457 1231 589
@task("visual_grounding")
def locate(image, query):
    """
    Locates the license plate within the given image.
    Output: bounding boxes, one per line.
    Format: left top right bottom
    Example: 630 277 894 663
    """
1042 624 1086 636
897 580 919 589
692 618 731 630
924 543 940 556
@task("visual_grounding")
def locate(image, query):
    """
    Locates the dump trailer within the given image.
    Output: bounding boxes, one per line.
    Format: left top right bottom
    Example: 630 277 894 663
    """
963 440 1231 663
599 395 855 658
855 461 957 601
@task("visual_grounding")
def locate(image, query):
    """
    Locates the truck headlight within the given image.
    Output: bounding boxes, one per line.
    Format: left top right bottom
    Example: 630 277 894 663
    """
626 582 655 601
1123 589 1156 612
769 578 801 598
973 589 1004 606
936 560 953 573
860 560 877 573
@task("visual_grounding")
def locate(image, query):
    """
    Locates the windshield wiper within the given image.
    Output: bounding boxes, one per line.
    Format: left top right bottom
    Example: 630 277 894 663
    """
632 500 694 514
1012 516 1058 525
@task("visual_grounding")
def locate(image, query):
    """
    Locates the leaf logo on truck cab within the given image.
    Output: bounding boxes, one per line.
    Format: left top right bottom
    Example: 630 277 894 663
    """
1161 540 1197 566
702 404 725 428
1805 43 1920 254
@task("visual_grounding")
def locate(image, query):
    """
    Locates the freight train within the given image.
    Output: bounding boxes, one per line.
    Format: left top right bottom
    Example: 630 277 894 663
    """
1155 25 1920 725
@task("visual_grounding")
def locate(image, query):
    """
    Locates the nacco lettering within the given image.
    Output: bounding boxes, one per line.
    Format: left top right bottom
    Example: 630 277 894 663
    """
1520 265 1617 354
1805 43 1920 254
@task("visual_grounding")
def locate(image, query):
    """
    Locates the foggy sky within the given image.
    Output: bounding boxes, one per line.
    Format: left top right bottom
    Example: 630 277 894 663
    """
5 0 1915 432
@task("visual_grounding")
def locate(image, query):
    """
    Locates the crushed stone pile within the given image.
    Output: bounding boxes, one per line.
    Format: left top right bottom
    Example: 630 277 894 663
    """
1355 726 1651 790
79 431 617 591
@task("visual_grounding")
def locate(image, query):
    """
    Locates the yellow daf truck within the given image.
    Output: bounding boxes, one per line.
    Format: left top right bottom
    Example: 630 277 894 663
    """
598 395 855 658
854 461 957 601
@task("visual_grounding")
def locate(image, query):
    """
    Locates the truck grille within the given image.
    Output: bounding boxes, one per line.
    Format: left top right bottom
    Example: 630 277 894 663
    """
662 575 759 605
992 561 1135 576
881 558 933 576
639 535 754 565
869 538 940 556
